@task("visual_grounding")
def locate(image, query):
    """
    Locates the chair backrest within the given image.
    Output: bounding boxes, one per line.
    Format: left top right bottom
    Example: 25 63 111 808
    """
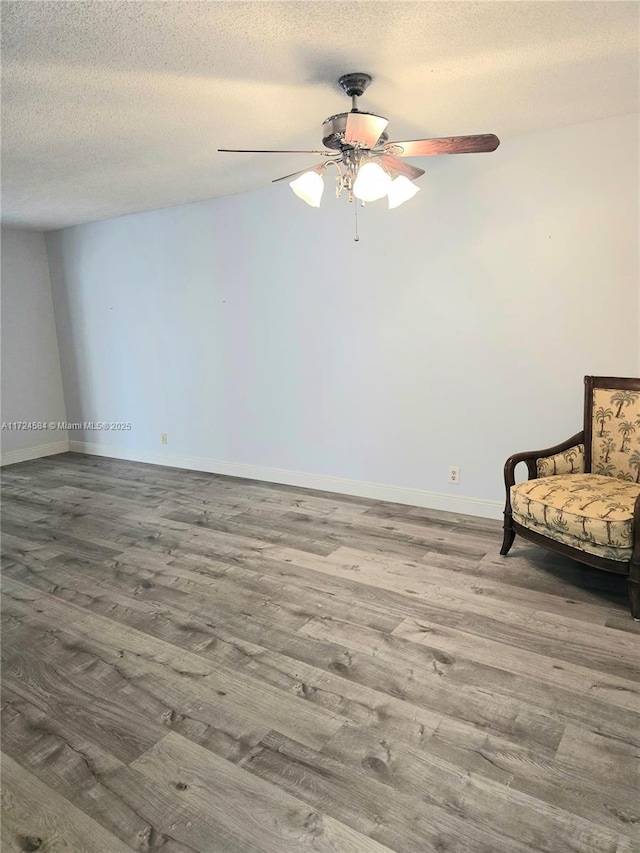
585 376 640 481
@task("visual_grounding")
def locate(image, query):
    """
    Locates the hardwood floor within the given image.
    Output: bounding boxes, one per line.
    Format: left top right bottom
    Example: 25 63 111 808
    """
1 452 639 853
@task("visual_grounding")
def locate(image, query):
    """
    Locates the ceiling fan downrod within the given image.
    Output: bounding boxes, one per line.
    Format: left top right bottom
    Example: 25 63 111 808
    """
338 72 372 112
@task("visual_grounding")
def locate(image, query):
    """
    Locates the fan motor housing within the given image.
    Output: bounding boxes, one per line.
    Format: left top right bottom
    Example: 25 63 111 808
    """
322 112 388 150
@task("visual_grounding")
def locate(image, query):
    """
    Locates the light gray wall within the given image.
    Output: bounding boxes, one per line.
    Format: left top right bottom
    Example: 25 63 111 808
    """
46 113 639 513
1 228 68 460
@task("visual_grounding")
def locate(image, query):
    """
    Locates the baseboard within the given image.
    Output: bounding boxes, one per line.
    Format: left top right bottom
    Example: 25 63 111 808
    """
68 440 502 519
0 439 70 467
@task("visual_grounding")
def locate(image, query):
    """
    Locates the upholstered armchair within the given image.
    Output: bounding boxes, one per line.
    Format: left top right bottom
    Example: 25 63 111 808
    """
501 376 640 619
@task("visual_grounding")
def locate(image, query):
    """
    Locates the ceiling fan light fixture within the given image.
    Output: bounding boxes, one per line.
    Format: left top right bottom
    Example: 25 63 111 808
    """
289 170 324 207
352 161 392 202
388 175 420 209
221 73 500 235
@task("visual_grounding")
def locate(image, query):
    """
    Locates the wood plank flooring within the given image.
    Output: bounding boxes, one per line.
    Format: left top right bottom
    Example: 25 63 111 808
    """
1 452 639 853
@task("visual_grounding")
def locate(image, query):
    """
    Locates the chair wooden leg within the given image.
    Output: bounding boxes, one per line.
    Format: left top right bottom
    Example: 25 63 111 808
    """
629 579 640 621
500 513 516 556
630 554 640 620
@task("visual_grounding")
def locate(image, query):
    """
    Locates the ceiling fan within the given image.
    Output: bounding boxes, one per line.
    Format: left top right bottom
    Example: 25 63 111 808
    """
219 73 500 211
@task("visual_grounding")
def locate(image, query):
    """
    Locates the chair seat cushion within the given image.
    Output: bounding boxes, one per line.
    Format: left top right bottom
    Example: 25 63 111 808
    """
511 474 640 561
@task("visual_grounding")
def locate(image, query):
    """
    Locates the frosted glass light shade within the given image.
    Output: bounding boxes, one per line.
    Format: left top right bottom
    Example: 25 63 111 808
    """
388 176 420 209
353 162 392 202
289 171 324 207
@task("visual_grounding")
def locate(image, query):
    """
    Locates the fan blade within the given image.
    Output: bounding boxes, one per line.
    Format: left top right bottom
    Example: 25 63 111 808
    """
384 134 500 157
272 164 326 183
344 113 389 148
373 154 425 180
218 148 332 155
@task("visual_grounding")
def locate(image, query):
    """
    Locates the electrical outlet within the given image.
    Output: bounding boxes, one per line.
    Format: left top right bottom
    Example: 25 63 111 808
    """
161 433 168 445
448 466 460 485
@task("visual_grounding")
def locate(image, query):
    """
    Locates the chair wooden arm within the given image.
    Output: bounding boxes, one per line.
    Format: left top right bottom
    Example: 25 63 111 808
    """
503 431 584 511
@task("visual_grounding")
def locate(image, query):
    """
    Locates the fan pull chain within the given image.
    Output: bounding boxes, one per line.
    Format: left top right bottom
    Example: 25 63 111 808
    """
354 199 359 242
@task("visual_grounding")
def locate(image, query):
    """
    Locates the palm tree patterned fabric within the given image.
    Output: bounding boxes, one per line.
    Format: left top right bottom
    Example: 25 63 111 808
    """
536 444 584 477
511 473 639 561
592 388 640 481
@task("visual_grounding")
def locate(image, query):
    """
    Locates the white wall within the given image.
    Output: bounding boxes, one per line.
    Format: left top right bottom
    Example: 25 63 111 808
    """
45 114 639 516
1 228 68 464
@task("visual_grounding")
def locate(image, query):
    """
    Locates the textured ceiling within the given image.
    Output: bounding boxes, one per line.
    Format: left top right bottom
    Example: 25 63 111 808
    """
2 1 638 230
